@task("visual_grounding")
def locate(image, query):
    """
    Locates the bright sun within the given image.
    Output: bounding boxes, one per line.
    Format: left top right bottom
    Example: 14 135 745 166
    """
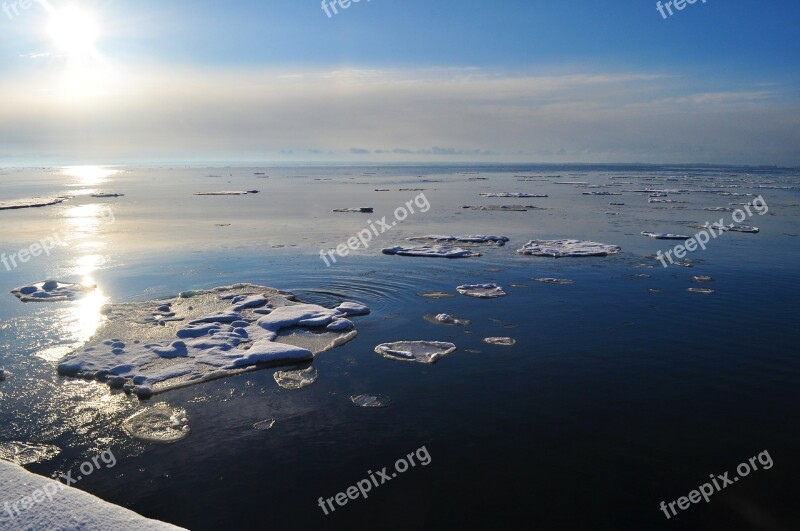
47 6 99 56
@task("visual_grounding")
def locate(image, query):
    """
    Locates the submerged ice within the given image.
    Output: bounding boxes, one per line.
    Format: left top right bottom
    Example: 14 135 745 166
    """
375 341 457 364
122 404 190 443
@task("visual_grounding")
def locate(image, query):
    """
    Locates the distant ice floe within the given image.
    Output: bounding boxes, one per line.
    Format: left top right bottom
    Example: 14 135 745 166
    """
687 288 715 294
90 193 125 198
517 239 621 257
375 341 457 364
382 245 482 258
641 231 690 240
351 394 391 408
57 284 369 398
701 222 760 233
704 207 735 212
274 366 319 390
122 404 190 443
582 192 622 196
648 199 683 204
420 291 455 299
424 313 471 326
407 235 510 247
332 207 374 213
457 283 507 298
462 205 542 212
254 419 276 430
533 278 575 285
194 190 259 196
0 441 61 465
11 280 96 302
692 275 714 283
483 337 516 346
0 196 70 211
479 192 548 198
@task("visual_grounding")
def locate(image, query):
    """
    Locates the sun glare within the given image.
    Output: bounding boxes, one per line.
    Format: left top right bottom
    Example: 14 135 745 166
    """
47 6 99 57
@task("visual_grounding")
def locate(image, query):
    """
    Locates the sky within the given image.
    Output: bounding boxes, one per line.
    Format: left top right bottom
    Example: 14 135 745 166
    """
0 0 798 165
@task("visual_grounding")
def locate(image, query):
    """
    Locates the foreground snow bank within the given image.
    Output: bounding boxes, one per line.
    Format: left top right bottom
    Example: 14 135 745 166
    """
0 460 184 530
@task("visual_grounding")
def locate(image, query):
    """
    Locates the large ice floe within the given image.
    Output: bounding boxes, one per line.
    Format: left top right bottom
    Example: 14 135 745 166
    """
0 196 70 210
407 235 510 247
375 341 457 364
57 284 370 398
641 231 690 240
456 283 507 299
11 280 96 302
382 245 481 258
517 239 621 257
122 403 190 443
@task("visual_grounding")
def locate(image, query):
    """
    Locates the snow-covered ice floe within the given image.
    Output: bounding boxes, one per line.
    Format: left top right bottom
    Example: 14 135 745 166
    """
274 366 319 390
11 280 96 302
687 288 715 294
351 394 391 408
457 283 507 298
57 284 369 398
332 207 374 213
533 278 575 285
424 313 471 326
407 235 510 247
122 403 190 443
641 231 690 240
701 222 760 233
517 239 621 257
692 275 714 283
479 192 548 198
462 204 542 211
194 190 259 196
382 245 481 258
0 460 184 530
375 341 457 364
483 337 516 346
0 196 70 210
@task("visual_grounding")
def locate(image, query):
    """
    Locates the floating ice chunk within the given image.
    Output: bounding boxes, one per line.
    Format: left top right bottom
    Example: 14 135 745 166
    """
462 204 542 211
351 394 392 408
420 291 455 299
407 235 510 247
254 419 276 430
194 190 258 196
479 192 548 198
90 193 125 198
483 337 516 346
336 301 371 316
123 404 190 443
582 191 622 196
0 441 61 465
534 278 575 285
424 313 471 326
457 283 507 298
517 239 621 257
649 198 681 204
702 222 760 233
687 288 715 294
274 366 319 390
692 275 714 283
641 231 690 240
0 196 70 210
11 280 96 302
332 207 374 213
704 207 735 212
382 245 481 258
375 341 457 364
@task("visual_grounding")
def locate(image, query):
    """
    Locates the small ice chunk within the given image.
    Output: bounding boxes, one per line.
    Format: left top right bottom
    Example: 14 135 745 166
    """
479 192 547 198
11 280 96 302
122 404 190 443
483 337 516 346
425 313 470 326
0 195 70 210
194 190 258 196
517 239 621 257
351 394 392 408
332 207 374 213
408 235 510 247
582 191 622 196
456 283 507 299
274 366 318 390
254 419 276 430
90 193 125 197
420 291 455 299
375 341 457 364
641 231 690 240
382 245 481 258
336 301 371 316
533 278 575 285
692 275 714 283
687 288 715 294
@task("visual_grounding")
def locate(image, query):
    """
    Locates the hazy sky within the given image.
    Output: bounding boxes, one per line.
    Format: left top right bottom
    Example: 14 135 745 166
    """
1 0 798 165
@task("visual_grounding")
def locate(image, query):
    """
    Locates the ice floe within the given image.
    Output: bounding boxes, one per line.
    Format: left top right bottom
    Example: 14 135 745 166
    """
702 222 760 233
375 341 457 364
692 275 714 283
122 404 190 443
483 337 516 346
479 192 548 198
11 280 96 302
420 291 455 299
407 235 510 247
274 366 319 390
194 190 259 196
533 278 575 285
462 205 542 211
0 196 70 210
457 283 507 298
0 441 61 465
57 284 369 397
351 394 391 408
254 419 276 430
90 193 125 198
517 239 621 257
582 192 622 196
687 288 715 294
424 313 471 326
332 207 374 213
641 231 690 240
382 245 481 258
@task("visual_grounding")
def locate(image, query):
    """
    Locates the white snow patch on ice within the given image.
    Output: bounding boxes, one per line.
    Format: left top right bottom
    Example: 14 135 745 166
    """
11 280 96 302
